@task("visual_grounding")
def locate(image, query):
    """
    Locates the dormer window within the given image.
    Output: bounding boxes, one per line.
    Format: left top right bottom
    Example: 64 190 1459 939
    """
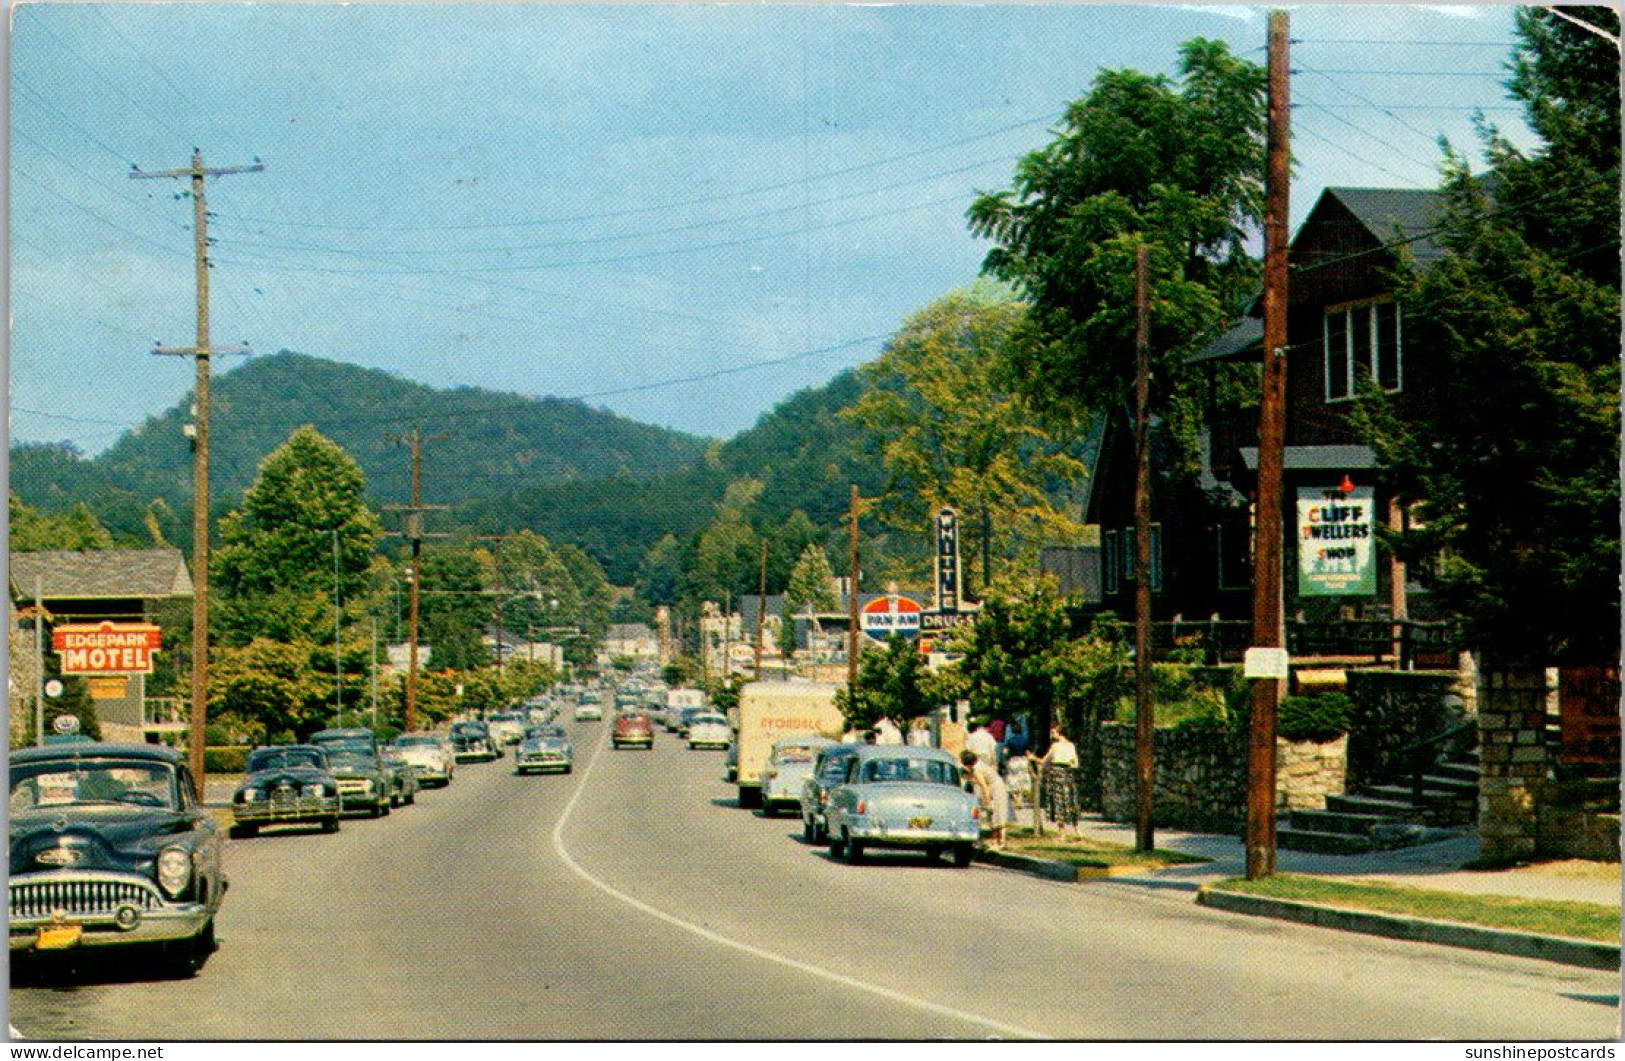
1325 300 1403 401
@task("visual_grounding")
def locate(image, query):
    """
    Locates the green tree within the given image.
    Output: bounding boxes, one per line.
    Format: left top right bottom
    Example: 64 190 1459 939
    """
967 39 1267 471
947 575 1079 746
9 493 114 551
210 638 332 741
781 543 839 657
835 635 933 736
1354 6 1620 666
416 548 491 671
845 283 1088 589
214 426 380 645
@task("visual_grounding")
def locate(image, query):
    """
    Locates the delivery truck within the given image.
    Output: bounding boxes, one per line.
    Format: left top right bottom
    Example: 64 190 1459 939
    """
733 681 844 809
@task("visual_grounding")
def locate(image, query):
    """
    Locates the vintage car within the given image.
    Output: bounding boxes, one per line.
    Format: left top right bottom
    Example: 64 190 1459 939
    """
686 713 731 751
573 701 604 722
391 734 454 787
381 747 420 806
514 727 573 774
824 745 981 867
308 729 394 818
450 720 501 762
9 743 226 975
800 743 862 843
611 711 655 749
230 745 342 837
759 736 835 817
486 712 528 745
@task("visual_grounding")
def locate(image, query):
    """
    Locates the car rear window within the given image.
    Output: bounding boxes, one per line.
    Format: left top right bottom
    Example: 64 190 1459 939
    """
858 758 959 785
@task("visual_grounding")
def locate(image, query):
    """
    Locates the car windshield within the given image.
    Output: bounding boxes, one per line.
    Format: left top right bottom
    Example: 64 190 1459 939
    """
248 748 323 772
395 737 438 748
858 757 959 785
10 759 179 812
311 734 372 753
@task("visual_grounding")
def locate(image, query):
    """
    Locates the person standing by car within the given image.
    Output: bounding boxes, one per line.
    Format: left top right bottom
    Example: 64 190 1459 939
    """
965 719 998 775
1036 725 1081 836
959 749 1008 850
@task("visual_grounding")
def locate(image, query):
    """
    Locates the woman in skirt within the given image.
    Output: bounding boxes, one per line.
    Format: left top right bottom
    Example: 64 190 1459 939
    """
1037 725 1081 834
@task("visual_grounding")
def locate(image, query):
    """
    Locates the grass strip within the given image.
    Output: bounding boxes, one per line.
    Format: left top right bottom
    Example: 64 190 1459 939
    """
1005 829 1210 869
1209 873 1621 942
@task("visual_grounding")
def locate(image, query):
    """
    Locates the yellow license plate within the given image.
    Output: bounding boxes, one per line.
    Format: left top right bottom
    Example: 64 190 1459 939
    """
36 922 83 950
908 817 933 830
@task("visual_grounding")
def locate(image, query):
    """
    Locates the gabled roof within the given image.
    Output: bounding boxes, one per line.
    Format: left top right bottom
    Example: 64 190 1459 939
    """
1306 186 1450 266
8 549 192 602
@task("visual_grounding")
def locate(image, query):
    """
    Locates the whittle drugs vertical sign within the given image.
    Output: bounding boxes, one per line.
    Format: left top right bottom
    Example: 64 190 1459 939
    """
934 506 962 614
1297 486 1376 597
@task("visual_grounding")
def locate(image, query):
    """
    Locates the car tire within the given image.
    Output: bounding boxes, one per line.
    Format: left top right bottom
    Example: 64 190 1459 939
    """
803 817 815 843
405 788 416 805
952 843 975 868
228 823 256 840
925 845 942 861
828 831 846 860
321 817 340 834
376 800 390 818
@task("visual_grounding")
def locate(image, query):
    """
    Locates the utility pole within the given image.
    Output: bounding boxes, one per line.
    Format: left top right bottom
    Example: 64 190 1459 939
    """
754 539 768 680
133 150 262 797
384 425 448 732
1246 10 1292 880
369 615 379 731
33 579 46 747
333 528 343 723
847 484 862 689
478 535 511 679
1133 243 1156 853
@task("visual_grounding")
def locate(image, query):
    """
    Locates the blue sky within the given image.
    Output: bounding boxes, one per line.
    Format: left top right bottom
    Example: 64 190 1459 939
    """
10 4 1532 456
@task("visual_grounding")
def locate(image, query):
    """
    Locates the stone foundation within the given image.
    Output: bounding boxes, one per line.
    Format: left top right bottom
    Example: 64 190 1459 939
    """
1100 722 1348 831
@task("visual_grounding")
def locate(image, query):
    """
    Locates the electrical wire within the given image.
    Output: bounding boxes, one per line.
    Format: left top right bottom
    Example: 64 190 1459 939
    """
1292 108 1440 186
208 110 1065 234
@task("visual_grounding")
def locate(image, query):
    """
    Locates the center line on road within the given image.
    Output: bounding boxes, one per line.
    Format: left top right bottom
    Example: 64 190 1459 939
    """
551 722 1049 1041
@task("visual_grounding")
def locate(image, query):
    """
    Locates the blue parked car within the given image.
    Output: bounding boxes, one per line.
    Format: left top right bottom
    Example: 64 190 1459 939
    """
823 745 981 867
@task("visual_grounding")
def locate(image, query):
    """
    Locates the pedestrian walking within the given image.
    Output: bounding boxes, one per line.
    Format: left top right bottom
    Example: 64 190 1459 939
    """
1037 725 1081 835
965 719 998 775
959 749 1008 849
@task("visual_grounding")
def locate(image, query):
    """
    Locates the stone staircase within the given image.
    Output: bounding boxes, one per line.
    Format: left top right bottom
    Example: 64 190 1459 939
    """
1277 750 1479 855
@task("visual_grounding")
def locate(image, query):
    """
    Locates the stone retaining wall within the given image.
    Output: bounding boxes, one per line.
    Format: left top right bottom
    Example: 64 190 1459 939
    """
1100 722 1347 832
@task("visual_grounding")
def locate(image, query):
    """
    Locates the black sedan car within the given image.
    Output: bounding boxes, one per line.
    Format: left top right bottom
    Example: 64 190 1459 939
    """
9 743 226 976
450 720 501 763
230 745 343 838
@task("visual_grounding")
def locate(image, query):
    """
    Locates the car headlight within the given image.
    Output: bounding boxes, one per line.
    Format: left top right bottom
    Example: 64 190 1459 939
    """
303 784 329 798
156 846 192 897
240 787 260 802
358 779 374 793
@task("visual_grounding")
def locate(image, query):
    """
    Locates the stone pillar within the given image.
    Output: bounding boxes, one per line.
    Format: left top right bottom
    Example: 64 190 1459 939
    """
1477 667 1552 861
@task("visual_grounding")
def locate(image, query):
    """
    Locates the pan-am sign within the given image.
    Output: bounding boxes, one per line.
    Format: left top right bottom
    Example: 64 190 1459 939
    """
52 622 163 675
860 595 922 642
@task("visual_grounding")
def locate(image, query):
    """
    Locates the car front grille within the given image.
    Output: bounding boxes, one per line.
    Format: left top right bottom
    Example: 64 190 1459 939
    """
11 876 164 920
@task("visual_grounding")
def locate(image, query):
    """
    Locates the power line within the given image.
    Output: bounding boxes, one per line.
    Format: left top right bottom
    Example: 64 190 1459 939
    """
213 189 973 276
209 153 1018 260
207 110 1065 234
1293 108 1440 185
12 166 193 258
26 17 199 149
12 76 140 167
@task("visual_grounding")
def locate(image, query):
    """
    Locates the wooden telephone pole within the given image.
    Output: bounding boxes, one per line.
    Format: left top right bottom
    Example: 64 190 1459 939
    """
847 484 862 689
1133 243 1156 853
384 426 448 732
133 150 262 797
1246 11 1292 880
754 539 768 680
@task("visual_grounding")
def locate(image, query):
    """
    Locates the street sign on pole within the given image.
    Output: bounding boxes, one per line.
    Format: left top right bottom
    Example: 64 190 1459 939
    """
860 595 923 642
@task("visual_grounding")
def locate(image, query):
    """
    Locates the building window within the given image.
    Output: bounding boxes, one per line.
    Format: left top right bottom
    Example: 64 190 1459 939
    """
1114 525 1163 591
1326 300 1403 401
1103 530 1120 595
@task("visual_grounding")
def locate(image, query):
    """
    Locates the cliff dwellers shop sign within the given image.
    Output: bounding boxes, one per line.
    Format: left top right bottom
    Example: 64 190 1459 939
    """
1297 485 1376 597
52 622 163 675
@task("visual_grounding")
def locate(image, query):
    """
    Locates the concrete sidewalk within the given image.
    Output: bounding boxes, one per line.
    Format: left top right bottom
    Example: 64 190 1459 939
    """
1037 812 1622 907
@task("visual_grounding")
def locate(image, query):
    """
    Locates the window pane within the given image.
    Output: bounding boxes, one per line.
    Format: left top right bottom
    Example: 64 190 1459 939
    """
1325 311 1350 400
1375 302 1401 390
1351 306 1373 387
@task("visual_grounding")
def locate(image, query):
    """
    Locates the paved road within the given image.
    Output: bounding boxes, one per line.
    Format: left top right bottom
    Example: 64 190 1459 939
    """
10 719 1619 1039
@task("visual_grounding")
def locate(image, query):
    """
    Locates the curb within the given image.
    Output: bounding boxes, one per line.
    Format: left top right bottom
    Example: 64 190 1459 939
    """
976 849 1079 882
1196 886 1622 970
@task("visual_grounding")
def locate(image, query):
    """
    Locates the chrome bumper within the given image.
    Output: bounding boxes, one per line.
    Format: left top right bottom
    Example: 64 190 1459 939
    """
845 820 980 845
234 796 341 822
10 872 212 950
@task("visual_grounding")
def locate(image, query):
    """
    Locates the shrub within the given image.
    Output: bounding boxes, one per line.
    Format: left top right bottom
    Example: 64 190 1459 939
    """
203 746 250 773
1278 692 1352 743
